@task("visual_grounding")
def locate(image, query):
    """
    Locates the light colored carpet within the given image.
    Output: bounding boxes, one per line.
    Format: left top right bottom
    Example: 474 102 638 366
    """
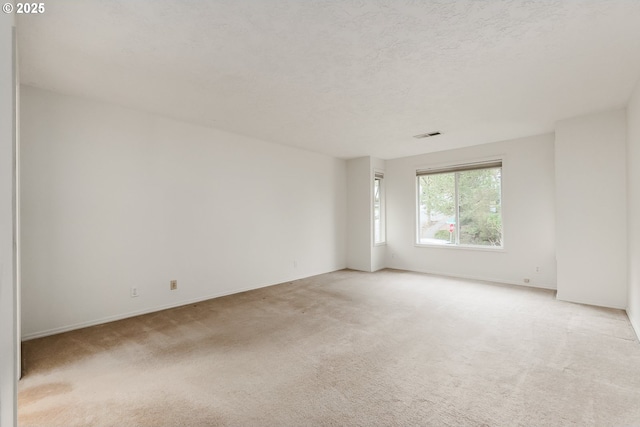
18 269 640 426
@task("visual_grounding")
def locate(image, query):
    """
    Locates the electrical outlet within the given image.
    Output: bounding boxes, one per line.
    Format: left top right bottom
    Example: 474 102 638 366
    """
524 278 530 284
170 280 177 290
535 266 541 273
293 260 297 268
131 287 139 297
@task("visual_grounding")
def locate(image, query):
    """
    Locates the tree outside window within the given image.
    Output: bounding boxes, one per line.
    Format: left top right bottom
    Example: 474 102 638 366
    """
417 163 502 247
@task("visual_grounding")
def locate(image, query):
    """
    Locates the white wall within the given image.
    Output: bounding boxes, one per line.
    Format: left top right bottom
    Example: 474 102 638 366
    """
385 134 557 288
346 157 372 272
0 9 17 427
555 110 627 309
20 86 347 339
628 80 640 336
346 156 386 272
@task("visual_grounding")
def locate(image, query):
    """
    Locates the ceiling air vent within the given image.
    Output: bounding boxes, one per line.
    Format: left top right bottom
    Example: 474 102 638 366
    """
413 131 441 139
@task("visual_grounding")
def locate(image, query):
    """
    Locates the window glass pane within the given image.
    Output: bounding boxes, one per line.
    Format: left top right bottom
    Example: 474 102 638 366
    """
457 167 502 246
418 173 455 245
374 178 381 243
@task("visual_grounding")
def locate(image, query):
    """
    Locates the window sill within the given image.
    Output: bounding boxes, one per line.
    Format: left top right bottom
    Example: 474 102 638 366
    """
414 243 505 253
374 242 387 247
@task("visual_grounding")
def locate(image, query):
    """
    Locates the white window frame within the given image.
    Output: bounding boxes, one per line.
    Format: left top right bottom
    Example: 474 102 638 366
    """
415 157 505 251
373 170 386 246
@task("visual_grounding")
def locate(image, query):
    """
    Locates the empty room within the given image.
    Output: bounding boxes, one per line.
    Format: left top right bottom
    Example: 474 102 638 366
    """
2 0 640 426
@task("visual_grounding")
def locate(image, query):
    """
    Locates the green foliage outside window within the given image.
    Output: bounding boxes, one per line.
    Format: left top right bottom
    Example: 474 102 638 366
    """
418 167 502 247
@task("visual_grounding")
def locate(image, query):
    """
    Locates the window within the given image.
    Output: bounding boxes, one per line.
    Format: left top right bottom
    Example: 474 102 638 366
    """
416 160 502 248
374 171 385 244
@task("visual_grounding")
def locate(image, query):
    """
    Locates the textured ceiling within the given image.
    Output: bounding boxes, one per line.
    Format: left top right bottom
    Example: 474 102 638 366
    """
17 0 640 159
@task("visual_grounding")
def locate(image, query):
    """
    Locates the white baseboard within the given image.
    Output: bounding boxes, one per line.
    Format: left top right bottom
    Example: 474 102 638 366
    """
21 269 339 341
626 308 640 342
389 267 557 291
555 291 627 311
22 266 554 341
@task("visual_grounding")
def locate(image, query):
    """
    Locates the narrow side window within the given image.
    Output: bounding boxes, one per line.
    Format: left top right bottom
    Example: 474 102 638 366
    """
374 171 385 244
